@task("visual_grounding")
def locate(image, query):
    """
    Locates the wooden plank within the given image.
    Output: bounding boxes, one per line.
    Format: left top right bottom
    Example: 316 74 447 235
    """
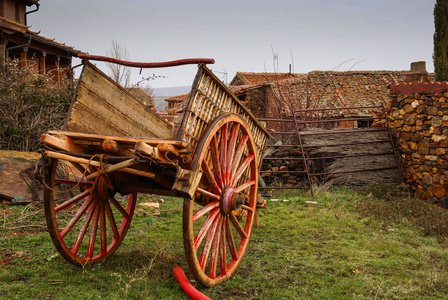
40 134 85 153
67 62 171 139
47 130 189 149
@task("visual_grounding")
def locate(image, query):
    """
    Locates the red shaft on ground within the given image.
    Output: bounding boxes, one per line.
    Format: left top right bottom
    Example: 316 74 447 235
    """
173 267 212 300
78 53 215 68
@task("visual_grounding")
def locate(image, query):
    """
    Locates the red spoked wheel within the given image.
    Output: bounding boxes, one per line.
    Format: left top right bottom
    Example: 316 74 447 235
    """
183 113 258 287
43 157 136 266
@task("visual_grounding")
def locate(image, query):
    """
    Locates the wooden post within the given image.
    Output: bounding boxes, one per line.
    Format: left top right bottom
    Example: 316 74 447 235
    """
19 47 27 69
56 55 61 84
39 50 46 74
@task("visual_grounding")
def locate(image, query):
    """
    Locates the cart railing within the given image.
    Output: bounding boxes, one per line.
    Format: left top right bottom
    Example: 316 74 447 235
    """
178 65 270 168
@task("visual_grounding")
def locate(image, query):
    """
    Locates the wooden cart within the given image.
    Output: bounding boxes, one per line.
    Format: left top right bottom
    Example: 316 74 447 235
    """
39 55 269 287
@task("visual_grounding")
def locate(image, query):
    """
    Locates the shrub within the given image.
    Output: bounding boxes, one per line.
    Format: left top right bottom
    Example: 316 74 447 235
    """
0 60 74 151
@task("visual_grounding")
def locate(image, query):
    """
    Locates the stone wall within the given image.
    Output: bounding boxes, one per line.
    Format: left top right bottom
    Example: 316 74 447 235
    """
388 82 448 205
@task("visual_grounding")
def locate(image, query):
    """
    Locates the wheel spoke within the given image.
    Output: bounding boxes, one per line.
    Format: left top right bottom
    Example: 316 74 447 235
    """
201 160 222 195
231 154 254 186
240 205 254 212
234 180 255 194
60 195 94 238
109 196 130 219
199 214 222 270
219 123 228 187
99 201 107 256
193 201 220 223
104 200 120 241
210 136 224 189
194 208 220 251
86 201 101 259
208 217 223 279
197 187 220 201
219 221 227 275
71 200 98 254
54 189 90 212
226 123 240 186
230 135 249 182
225 216 238 260
229 212 248 239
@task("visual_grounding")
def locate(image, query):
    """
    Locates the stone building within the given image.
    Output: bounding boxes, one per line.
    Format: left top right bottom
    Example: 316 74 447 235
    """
230 63 432 131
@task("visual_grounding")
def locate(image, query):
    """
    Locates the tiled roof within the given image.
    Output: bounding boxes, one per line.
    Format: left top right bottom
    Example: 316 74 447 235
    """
165 94 189 102
0 17 82 56
251 70 432 118
230 72 302 86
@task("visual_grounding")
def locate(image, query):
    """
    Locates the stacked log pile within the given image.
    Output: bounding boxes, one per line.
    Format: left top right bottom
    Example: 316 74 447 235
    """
261 147 307 188
388 82 448 204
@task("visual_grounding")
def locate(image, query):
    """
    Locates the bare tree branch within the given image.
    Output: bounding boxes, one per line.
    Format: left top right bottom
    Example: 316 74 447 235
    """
106 40 131 87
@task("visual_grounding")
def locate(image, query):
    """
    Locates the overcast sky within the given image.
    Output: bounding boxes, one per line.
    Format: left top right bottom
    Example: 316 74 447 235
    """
29 0 435 89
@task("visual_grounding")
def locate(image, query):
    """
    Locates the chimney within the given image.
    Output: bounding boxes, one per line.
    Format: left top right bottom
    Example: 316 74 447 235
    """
410 61 426 72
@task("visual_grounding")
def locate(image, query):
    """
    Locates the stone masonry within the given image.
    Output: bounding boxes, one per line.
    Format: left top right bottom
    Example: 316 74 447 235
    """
388 82 448 205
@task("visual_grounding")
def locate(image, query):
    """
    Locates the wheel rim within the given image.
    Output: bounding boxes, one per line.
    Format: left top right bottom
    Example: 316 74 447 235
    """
44 157 136 265
183 113 258 287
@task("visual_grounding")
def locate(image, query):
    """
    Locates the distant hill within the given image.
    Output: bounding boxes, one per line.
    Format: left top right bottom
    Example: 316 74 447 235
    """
153 96 167 112
152 86 191 113
152 86 191 97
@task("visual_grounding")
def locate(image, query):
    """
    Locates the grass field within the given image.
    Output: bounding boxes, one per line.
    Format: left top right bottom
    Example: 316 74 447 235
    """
1 186 448 299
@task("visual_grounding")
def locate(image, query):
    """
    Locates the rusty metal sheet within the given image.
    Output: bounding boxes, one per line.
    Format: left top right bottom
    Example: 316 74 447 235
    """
0 151 40 204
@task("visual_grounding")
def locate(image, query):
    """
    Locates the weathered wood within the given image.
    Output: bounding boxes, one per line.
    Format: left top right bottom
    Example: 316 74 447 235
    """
44 151 155 179
46 130 189 149
85 158 138 180
172 168 202 198
67 62 171 138
135 141 170 162
40 134 85 154
102 139 121 154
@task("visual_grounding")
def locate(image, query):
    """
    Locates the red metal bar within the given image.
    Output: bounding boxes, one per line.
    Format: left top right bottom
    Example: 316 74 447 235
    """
310 166 398 177
271 128 387 135
295 105 383 113
258 118 295 122
263 151 395 161
296 116 383 124
78 53 215 68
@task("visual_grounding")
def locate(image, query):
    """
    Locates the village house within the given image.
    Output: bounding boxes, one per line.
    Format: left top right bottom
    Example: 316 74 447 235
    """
156 93 189 124
229 62 432 131
0 0 81 82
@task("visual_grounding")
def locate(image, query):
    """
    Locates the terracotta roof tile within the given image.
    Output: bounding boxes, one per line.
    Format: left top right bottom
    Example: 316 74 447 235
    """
242 70 432 118
230 72 302 86
165 94 189 102
0 17 82 56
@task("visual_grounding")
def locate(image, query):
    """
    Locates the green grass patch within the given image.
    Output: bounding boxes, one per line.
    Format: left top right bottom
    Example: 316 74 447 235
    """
1 187 448 299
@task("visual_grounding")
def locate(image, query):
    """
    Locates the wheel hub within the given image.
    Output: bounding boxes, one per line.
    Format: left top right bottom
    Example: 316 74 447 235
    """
220 186 245 215
95 176 111 201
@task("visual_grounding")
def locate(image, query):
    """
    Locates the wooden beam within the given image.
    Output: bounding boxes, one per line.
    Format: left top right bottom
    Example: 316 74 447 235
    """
40 134 84 154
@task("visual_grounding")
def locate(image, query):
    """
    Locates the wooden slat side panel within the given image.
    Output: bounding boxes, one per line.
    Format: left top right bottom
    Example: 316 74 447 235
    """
178 66 269 168
68 63 171 139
